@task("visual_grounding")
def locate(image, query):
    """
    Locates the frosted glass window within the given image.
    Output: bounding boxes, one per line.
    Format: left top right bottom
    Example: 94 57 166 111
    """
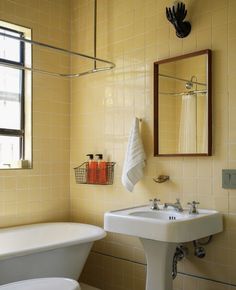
0 28 21 63
0 21 32 169
0 136 20 167
0 26 24 167
0 67 22 129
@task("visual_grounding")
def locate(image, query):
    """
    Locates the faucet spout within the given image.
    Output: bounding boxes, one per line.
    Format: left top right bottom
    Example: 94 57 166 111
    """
164 198 183 212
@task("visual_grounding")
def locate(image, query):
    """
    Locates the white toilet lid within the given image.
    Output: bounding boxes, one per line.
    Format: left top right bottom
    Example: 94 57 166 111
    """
0 278 80 290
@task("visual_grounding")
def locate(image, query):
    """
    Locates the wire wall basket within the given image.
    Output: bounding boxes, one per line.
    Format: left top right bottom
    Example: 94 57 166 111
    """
74 162 115 185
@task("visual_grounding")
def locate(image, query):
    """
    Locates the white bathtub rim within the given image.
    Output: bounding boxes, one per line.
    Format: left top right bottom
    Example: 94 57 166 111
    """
0 278 80 290
0 222 106 261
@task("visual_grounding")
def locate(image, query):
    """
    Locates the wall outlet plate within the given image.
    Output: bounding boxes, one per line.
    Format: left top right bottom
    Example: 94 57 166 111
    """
222 169 236 189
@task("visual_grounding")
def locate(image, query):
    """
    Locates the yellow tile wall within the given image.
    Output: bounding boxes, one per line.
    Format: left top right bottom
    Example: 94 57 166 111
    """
70 0 236 289
0 0 71 227
1 0 236 290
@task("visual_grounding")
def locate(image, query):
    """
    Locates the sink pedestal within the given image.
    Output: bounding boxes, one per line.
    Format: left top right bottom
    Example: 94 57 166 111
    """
140 238 177 290
105 205 223 290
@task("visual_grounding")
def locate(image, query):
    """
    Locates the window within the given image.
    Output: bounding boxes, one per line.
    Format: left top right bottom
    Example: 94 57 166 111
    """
0 21 32 169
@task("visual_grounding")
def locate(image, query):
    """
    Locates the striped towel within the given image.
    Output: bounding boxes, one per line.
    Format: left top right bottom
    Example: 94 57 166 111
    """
122 117 146 192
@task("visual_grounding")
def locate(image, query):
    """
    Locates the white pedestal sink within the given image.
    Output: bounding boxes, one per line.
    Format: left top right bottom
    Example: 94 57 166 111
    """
104 205 223 290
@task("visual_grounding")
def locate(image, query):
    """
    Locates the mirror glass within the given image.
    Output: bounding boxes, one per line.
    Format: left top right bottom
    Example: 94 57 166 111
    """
154 50 211 156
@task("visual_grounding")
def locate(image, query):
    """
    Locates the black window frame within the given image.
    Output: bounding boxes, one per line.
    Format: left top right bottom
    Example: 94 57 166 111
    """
0 26 25 160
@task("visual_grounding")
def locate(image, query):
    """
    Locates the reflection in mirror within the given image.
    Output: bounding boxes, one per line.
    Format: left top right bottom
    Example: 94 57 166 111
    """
154 50 212 156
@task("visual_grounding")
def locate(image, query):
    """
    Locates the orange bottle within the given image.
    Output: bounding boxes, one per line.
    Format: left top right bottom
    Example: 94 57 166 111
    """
95 154 107 184
86 154 97 184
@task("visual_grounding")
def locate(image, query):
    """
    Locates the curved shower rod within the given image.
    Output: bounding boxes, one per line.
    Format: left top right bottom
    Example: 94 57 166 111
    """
0 31 115 78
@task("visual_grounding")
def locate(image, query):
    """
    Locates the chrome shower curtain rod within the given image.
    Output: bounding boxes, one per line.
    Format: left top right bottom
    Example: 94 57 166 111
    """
160 90 207 96
159 73 206 86
0 0 115 78
0 32 115 78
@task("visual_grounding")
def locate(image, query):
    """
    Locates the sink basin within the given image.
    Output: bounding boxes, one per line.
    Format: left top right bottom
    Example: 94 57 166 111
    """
129 210 186 220
104 204 223 290
104 205 223 243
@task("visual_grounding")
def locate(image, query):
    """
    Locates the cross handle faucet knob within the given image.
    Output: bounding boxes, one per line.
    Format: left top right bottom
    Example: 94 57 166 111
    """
149 198 160 210
187 201 200 214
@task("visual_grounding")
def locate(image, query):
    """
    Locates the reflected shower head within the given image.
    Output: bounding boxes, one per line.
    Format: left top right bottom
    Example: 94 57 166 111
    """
185 81 193 90
185 76 197 90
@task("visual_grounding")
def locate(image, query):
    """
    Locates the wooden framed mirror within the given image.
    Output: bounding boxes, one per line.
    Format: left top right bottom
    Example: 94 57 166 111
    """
154 49 212 156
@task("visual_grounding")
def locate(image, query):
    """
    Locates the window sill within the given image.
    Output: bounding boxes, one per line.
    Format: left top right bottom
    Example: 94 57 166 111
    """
0 160 30 169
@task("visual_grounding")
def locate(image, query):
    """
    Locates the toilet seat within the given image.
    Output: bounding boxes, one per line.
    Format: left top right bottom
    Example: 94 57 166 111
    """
0 278 80 290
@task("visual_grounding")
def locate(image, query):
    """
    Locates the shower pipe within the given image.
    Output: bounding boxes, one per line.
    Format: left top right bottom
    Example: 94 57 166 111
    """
0 0 115 78
159 73 206 87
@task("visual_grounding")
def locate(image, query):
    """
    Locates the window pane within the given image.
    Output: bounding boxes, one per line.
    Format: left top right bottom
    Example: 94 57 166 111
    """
0 67 21 94
0 136 20 167
0 67 21 129
0 28 21 63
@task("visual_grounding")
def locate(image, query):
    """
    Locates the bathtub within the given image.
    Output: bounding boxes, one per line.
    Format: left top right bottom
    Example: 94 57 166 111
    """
0 222 106 285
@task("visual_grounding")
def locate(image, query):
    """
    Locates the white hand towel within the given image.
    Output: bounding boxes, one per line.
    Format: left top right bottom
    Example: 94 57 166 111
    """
122 117 146 192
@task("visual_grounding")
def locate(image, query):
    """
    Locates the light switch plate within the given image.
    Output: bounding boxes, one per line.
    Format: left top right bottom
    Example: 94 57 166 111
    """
222 169 236 189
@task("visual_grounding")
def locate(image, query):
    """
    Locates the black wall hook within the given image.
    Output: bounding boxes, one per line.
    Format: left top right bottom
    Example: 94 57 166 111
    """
166 2 191 38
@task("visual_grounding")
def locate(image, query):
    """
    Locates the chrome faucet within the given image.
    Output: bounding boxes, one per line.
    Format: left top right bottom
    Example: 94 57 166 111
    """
149 198 160 210
164 198 183 212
